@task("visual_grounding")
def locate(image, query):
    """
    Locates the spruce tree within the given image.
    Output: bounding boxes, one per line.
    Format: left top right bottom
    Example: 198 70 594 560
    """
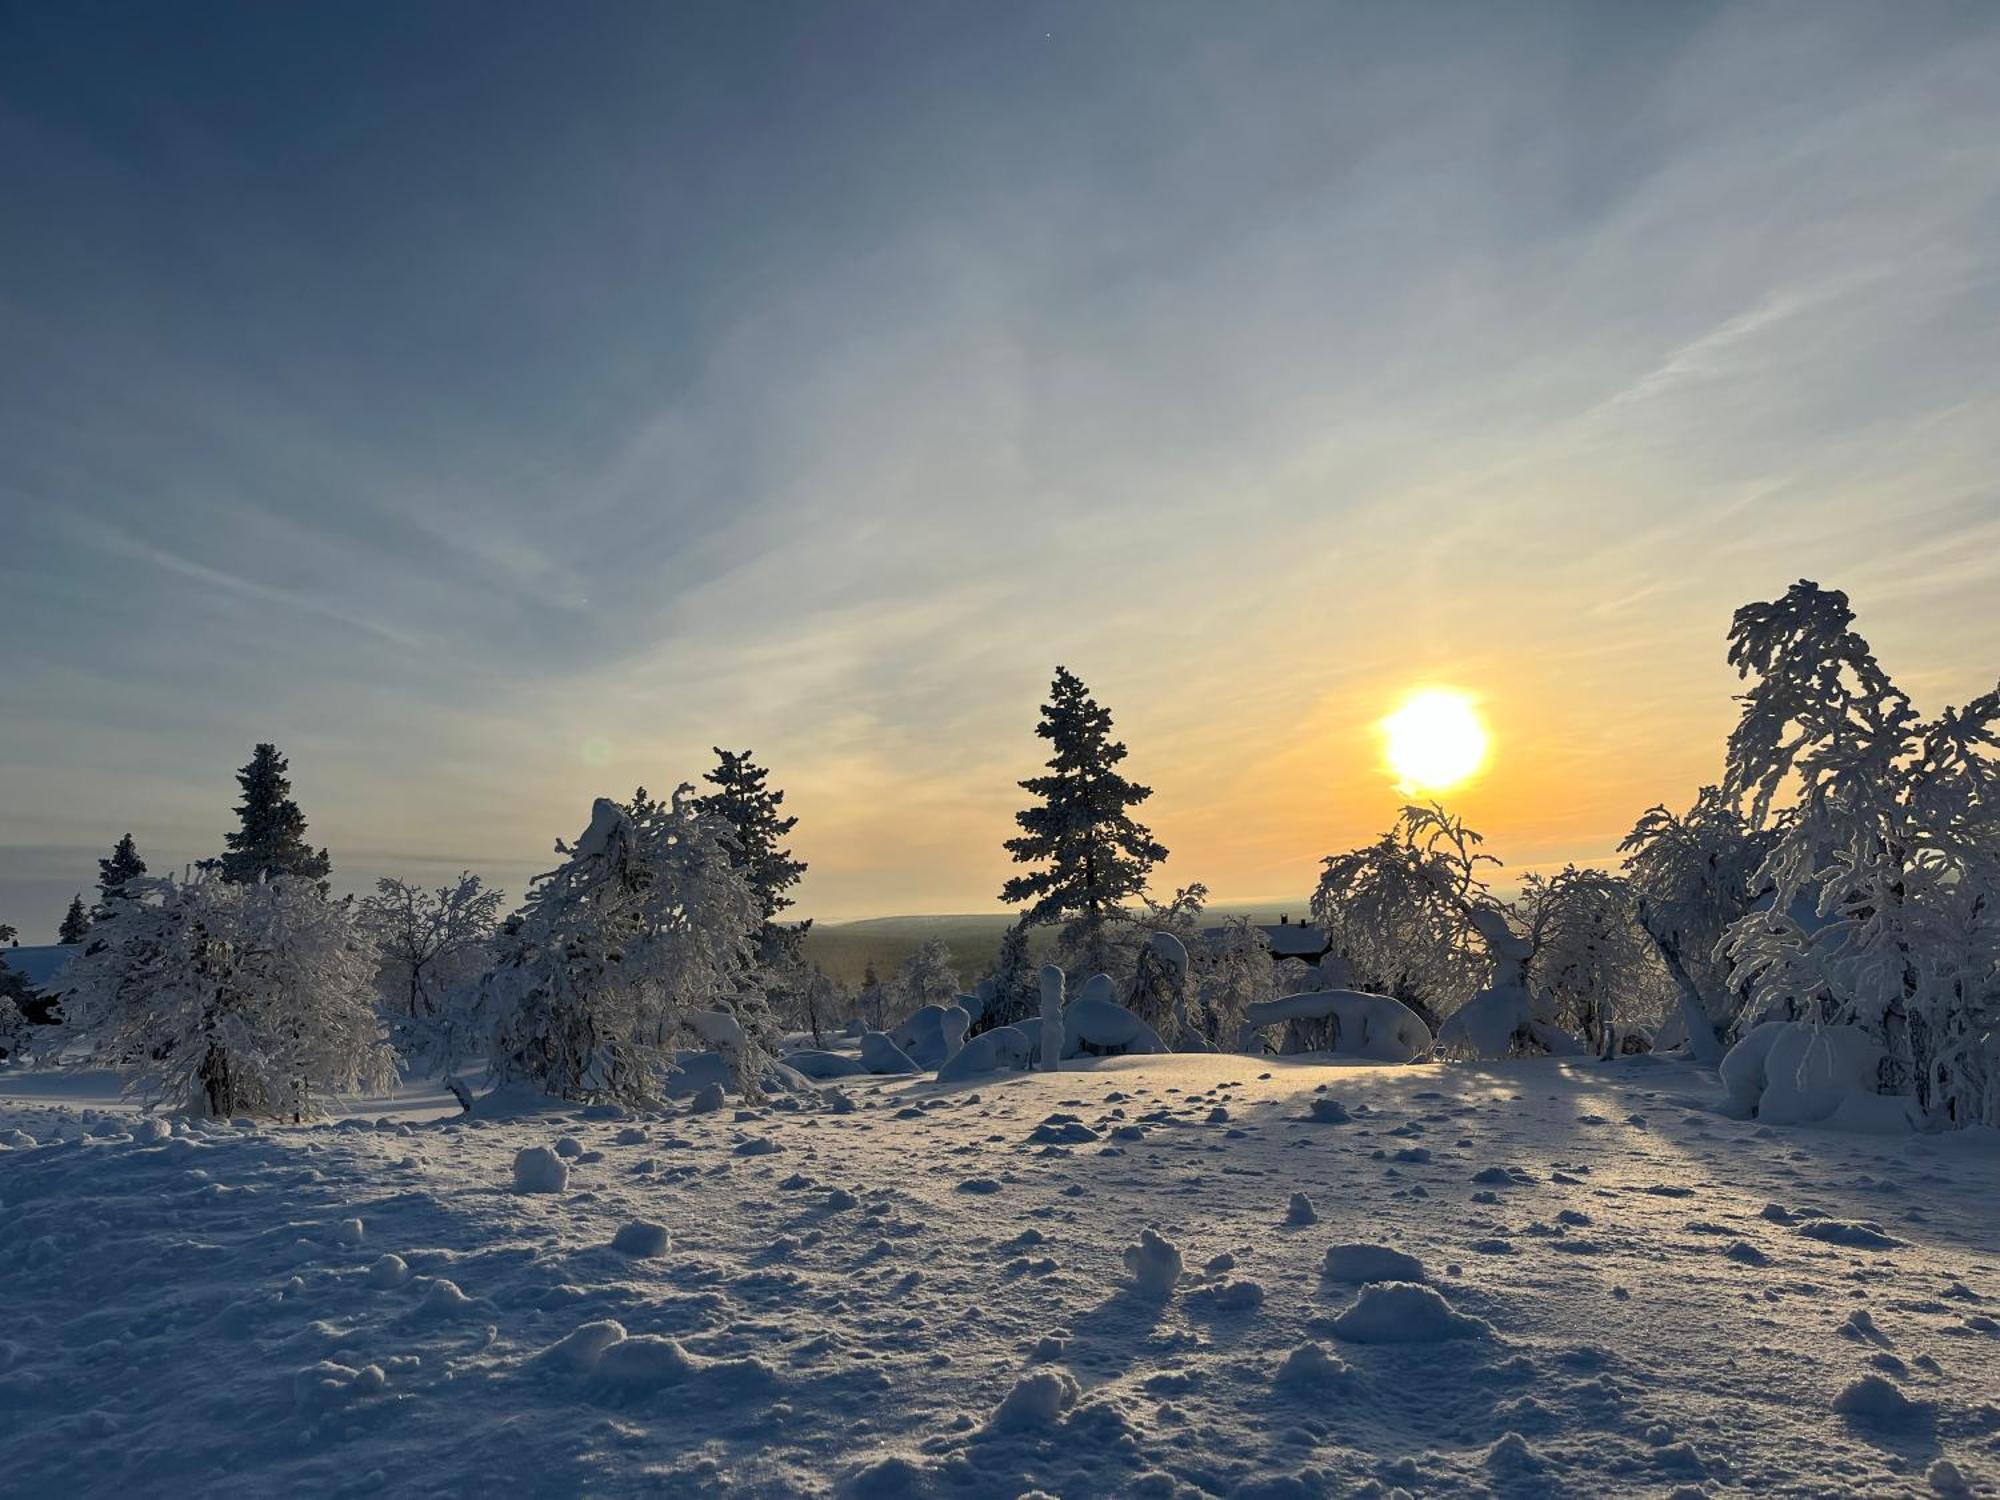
218 743 331 886
95 833 148 917
977 919 1041 1034
1001 666 1168 974
695 748 808 951
58 893 91 945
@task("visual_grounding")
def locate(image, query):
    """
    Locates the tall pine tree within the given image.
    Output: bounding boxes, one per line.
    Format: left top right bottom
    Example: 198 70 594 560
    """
695 748 808 954
95 833 148 917
58 893 91 945
1001 667 1168 975
218 743 331 886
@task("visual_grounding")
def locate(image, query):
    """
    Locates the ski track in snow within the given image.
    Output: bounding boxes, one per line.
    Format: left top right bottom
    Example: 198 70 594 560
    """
3 1054 1997 1498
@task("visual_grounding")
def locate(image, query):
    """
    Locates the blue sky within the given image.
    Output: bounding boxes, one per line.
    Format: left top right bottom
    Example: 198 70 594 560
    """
4 2 1998 938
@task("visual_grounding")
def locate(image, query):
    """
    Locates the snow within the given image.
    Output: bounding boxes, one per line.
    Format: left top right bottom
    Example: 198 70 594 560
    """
611 1220 671 1256
858 1031 920 1074
1437 982 1584 1060
885 1003 970 1069
935 1023 1038 1083
3 1052 1997 1496
1322 1242 1426 1283
1329 1281 1491 1343
511 1143 568 1192
1720 1021 1902 1128
1243 989 1433 1062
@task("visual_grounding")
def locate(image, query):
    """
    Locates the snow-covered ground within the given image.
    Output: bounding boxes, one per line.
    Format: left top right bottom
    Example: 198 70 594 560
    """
3 1054 1996 1498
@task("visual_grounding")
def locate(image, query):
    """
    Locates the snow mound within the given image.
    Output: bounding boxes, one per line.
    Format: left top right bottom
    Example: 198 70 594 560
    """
1243 990 1433 1062
293 1359 388 1411
689 1082 727 1114
887 1005 971 1069
665 1047 812 1100
1720 1022 1898 1128
365 1253 411 1288
987 1368 1079 1432
1323 1243 1426 1283
1064 989 1168 1059
544 1322 781 1395
1437 984 1581 1060
1797 1219 1904 1249
536 1318 629 1372
937 1024 1038 1084
1122 1227 1183 1298
1273 1341 1352 1389
1329 1282 1489 1343
512 1145 568 1193
612 1220 670 1257
785 1050 872 1081
859 1032 921 1074
1832 1373 1934 1430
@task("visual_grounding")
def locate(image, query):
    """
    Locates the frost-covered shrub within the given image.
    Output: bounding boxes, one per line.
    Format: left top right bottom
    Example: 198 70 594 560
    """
358 872 503 1076
484 787 768 1107
1310 804 1496 1023
1621 790 1773 1062
1720 582 2000 1127
1516 866 1671 1054
1197 917 1278 1051
57 872 395 1119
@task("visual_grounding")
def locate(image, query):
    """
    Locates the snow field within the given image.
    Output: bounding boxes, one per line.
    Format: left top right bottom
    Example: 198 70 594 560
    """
2 1052 1997 1497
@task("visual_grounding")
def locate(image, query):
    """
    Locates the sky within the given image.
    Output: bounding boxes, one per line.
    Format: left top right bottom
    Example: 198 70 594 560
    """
3 1 1998 940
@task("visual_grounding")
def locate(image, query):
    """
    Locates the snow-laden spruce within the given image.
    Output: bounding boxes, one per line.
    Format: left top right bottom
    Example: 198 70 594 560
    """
55 870 395 1118
482 787 773 1106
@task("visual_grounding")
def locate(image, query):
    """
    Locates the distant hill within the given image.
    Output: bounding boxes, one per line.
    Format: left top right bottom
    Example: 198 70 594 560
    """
799 902 1314 987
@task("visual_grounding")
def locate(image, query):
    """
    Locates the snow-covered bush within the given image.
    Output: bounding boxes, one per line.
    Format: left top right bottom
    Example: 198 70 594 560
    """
1193 917 1277 1051
1309 804 1496 1025
886 1001 970 1068
1516 865 1670 1054
483 788 768 1107
1241 990 1432 1062
358 872 503 1076
888 937 962 1016
1719 581 2000 1127
57 871 395 1119
1620 790 1773 1063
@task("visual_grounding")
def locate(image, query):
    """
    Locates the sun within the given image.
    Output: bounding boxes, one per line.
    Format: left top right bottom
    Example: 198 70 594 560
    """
1381 688 1489 792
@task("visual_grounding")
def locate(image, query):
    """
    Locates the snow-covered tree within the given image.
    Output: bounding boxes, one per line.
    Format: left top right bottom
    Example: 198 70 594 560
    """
889 936 961 1016
94 833 148 919
1619 790 1770 1062
1002 666 1169 978
697 749 806 916
857 961 888 1031
58 893 90 945
1516 865 1669 1054
56 871 394 1119
976 920 1042 1035
1198 917 1279 1051
357 873 504 1076
1309 803 1497 1025
360 874 504 1020
1720 580 2000 1126
484 787 766 1105
217 743 330 886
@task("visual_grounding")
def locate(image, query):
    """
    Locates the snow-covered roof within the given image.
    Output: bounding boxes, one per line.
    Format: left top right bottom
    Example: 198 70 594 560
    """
1 943 77 991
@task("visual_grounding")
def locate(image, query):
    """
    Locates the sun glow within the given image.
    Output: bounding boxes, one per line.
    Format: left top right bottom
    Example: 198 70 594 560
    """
1381 688 1490 792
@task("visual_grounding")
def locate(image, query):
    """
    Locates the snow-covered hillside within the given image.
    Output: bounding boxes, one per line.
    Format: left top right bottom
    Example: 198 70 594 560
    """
3 1055 1996 1498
